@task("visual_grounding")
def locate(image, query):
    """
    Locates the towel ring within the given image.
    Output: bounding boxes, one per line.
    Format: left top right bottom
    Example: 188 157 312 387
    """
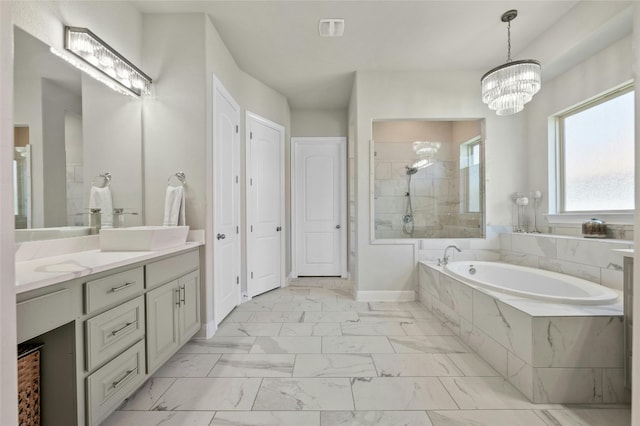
91 172 111 188
168 172 186 187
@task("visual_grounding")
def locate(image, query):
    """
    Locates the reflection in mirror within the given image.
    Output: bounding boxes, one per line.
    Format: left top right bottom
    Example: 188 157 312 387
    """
14 26 84 233
373 119 485 239
13 26 144 242
13 126 31 229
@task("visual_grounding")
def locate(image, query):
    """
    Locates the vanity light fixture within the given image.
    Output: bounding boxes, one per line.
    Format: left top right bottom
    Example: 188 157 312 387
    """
60 26 152 96
481 10 541 115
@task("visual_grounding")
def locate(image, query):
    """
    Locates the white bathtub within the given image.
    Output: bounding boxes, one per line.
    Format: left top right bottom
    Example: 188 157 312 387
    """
443 261 619 305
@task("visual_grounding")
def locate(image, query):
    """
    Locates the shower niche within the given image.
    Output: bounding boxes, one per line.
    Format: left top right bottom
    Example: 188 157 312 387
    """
372 119 485 240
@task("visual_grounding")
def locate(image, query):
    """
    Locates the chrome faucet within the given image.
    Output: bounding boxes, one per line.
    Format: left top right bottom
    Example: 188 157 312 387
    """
89 208 102 234
438 244 461 266
75 208 104 234
112 208 139 228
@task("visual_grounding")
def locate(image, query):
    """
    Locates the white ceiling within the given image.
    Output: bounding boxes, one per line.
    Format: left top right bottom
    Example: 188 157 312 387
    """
131 1 632 110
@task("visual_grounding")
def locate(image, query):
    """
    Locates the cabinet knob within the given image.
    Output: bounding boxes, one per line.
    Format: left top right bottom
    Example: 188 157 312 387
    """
335 225 341 229
276 226 282 232
216 233 226 240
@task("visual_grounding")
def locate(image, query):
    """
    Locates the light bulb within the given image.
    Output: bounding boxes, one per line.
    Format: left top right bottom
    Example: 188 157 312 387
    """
99 51 114 68
116 63 130 80
131 76 144 89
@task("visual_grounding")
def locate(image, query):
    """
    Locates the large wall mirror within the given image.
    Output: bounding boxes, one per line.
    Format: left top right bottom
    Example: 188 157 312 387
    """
13 27 143 241
372 119 485 240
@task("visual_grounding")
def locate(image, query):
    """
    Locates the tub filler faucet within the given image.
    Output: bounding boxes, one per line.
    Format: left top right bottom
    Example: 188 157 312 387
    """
438 244 462 266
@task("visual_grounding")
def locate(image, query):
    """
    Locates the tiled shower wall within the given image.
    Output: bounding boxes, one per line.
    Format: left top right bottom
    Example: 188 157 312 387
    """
374 142 481 239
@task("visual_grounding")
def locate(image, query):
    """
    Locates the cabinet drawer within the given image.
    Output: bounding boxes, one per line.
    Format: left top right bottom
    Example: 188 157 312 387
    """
86 340 145 426
86 296 145 371
146 250 199 289
85 267 144 314
17 288 75 343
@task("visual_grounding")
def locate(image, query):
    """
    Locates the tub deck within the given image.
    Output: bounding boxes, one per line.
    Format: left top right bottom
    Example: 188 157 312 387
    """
419 261 625 404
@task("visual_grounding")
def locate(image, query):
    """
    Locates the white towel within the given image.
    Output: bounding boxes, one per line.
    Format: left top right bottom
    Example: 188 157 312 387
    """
163 186 186 226
89 186 113 227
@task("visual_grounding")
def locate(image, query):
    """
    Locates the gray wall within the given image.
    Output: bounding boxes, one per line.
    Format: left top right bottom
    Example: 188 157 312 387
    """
291 109 347 137
143 13 291 335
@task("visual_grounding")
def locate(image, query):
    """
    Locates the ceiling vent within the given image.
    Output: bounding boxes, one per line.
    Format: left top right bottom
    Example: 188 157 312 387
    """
318 19 344 37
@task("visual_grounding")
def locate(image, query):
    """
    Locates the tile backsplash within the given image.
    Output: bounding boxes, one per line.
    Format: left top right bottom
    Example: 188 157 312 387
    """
499 233 633 291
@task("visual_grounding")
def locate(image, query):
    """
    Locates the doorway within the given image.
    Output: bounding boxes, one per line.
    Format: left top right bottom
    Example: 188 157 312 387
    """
213 78 241 324
292 137 347 278
245 112 285 298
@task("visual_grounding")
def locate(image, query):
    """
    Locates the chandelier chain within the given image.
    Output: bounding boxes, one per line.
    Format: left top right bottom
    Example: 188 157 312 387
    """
506 20 512 63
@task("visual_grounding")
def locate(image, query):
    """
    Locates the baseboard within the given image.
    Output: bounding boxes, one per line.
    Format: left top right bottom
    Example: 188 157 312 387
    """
356 290 416 302
195 320 217 339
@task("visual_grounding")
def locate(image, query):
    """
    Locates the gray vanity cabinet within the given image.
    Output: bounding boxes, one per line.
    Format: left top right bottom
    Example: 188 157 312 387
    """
16 246 201 426
177 270 201 345
145 250 200 374
146 280 180 372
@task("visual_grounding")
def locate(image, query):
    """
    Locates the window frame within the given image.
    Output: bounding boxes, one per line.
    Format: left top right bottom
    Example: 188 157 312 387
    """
459 136 483 214
551 83 634 220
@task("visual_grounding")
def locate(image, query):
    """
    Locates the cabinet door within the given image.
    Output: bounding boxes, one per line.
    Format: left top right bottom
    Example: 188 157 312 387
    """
146 281 179 373
178 270 201 345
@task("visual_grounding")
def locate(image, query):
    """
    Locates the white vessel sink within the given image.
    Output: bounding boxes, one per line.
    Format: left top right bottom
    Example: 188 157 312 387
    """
100 226 189 251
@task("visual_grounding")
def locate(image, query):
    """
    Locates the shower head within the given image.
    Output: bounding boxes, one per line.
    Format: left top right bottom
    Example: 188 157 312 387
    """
405 166 419 175
405 159 431 175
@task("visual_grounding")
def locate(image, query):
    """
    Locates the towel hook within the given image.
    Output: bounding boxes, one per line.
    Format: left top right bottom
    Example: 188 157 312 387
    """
168 171 186 187
92 172 111 188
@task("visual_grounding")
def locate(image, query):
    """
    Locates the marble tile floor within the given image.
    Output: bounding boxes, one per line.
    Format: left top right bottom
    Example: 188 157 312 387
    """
103 278 630 426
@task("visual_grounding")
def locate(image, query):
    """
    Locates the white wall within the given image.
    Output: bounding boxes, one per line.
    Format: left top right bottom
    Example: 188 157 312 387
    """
12 1 142 65
630 6 639 425
142 14 208 229
524 35 633 229
143 13 290 336
353 70 526 294
291 109 347 137
0 2 17 424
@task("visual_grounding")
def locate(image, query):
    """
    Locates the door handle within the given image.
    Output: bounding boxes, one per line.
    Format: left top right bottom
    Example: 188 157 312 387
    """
276 226 282 232
217 233 226 240
335 225 341 229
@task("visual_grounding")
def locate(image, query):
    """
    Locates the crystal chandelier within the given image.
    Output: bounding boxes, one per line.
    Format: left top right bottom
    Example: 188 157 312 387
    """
481 10 541 116
410 141 441 169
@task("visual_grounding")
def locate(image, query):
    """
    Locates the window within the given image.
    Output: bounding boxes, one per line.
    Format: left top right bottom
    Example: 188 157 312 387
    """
460 137 482 213
557 86 634 213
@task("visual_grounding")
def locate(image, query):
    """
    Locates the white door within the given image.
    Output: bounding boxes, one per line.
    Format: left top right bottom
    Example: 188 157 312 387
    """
246 112 284 298
213 78 241 324
293 137 346 277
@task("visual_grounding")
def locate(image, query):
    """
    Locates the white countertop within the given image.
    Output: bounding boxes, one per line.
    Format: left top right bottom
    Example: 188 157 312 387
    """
16 242 203 294
612 248 634 258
